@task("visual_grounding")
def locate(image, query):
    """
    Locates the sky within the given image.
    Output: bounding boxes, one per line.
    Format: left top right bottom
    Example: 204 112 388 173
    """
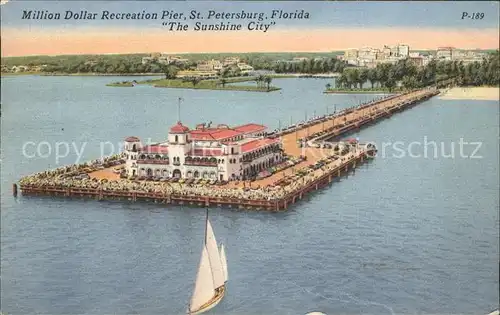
1 1 499 56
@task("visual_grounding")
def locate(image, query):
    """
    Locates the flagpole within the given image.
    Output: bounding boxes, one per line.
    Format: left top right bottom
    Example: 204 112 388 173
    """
177 97 182 122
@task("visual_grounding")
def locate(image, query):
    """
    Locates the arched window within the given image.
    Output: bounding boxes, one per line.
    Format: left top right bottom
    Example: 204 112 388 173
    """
231 147 235 154
175 135 178 142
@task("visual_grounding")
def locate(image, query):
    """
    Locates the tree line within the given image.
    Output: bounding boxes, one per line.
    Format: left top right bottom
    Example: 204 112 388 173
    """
1 52 342 74
3 51 498 89
273 58 346 74
331 51 499 91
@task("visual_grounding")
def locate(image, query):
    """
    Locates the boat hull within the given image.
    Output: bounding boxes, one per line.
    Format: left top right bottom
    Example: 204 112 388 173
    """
188 285 225 315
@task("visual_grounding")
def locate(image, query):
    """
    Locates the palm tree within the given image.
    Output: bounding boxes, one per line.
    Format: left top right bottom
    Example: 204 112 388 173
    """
191 77 201 87
345 68 359 89
366 68 377 89
264 76 272 90
337 74 347 88
255 74 265 88
164 65 179 79
358 69 368 89
220 78 227 88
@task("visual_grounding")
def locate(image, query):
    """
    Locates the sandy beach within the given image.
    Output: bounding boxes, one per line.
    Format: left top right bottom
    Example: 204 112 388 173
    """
439 87 499 101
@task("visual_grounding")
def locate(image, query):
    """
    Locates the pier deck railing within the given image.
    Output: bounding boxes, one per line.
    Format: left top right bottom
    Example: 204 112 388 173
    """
17 88 438 211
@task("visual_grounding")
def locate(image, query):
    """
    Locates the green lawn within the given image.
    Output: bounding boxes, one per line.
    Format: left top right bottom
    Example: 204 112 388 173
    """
106 81 135 87
108 77 281 92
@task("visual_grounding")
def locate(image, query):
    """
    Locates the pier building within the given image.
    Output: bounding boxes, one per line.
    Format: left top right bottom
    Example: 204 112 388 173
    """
124 122 284 181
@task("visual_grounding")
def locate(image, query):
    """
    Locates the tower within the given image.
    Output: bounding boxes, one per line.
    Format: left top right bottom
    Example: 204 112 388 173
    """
221 142 241 181
168 122 192 177
124 136 141 177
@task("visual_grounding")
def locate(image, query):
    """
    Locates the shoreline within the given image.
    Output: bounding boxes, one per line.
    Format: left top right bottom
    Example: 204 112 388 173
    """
153 85 281 92
1 72 165 77
40 73 165 76
2 72 340 78
438 87 499 101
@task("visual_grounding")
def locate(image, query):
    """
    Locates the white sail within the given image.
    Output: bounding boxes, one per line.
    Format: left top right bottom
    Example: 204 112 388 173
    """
189 246 215 313
205 219 225 289
220 244 228 282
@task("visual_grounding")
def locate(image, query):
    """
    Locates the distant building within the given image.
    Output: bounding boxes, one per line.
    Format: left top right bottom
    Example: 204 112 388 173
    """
142 54 189 65
423 55 434 66
382 46 392 59
176 70 218 79
223 57 240 66
237 63 254 73
33 65 48 72
437 47 454 60
398 44 410 58
409 56 424 67
11 65 29 72
165 55 189 64
344 49 359 60
197 59 223 72
142 57 155 64
157 56 169 65
389 46 399 57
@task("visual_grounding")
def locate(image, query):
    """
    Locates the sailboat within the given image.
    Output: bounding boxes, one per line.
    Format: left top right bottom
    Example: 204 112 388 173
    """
187 210 228 315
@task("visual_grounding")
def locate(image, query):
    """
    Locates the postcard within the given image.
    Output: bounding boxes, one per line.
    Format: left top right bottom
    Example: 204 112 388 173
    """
1 1 499 315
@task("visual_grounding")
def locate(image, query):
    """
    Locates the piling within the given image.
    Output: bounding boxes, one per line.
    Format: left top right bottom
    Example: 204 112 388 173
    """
17 88 439 211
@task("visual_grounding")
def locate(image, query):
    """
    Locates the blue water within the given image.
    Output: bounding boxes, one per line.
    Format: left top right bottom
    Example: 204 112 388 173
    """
1 75 498 314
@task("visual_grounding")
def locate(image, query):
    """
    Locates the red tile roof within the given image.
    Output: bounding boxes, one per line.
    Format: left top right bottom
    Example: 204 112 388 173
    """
241 138 280 153
188 123 266 141
125 136 141 142
170 122 190 133
140 145 169 154
189 128 241 141
233 123 266 133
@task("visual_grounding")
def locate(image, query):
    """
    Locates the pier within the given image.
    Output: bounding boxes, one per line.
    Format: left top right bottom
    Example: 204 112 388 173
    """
18 87 439 211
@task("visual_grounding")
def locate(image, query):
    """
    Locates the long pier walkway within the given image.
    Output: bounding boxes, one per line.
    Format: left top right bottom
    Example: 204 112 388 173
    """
248 87 439 188
18 87 439 211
